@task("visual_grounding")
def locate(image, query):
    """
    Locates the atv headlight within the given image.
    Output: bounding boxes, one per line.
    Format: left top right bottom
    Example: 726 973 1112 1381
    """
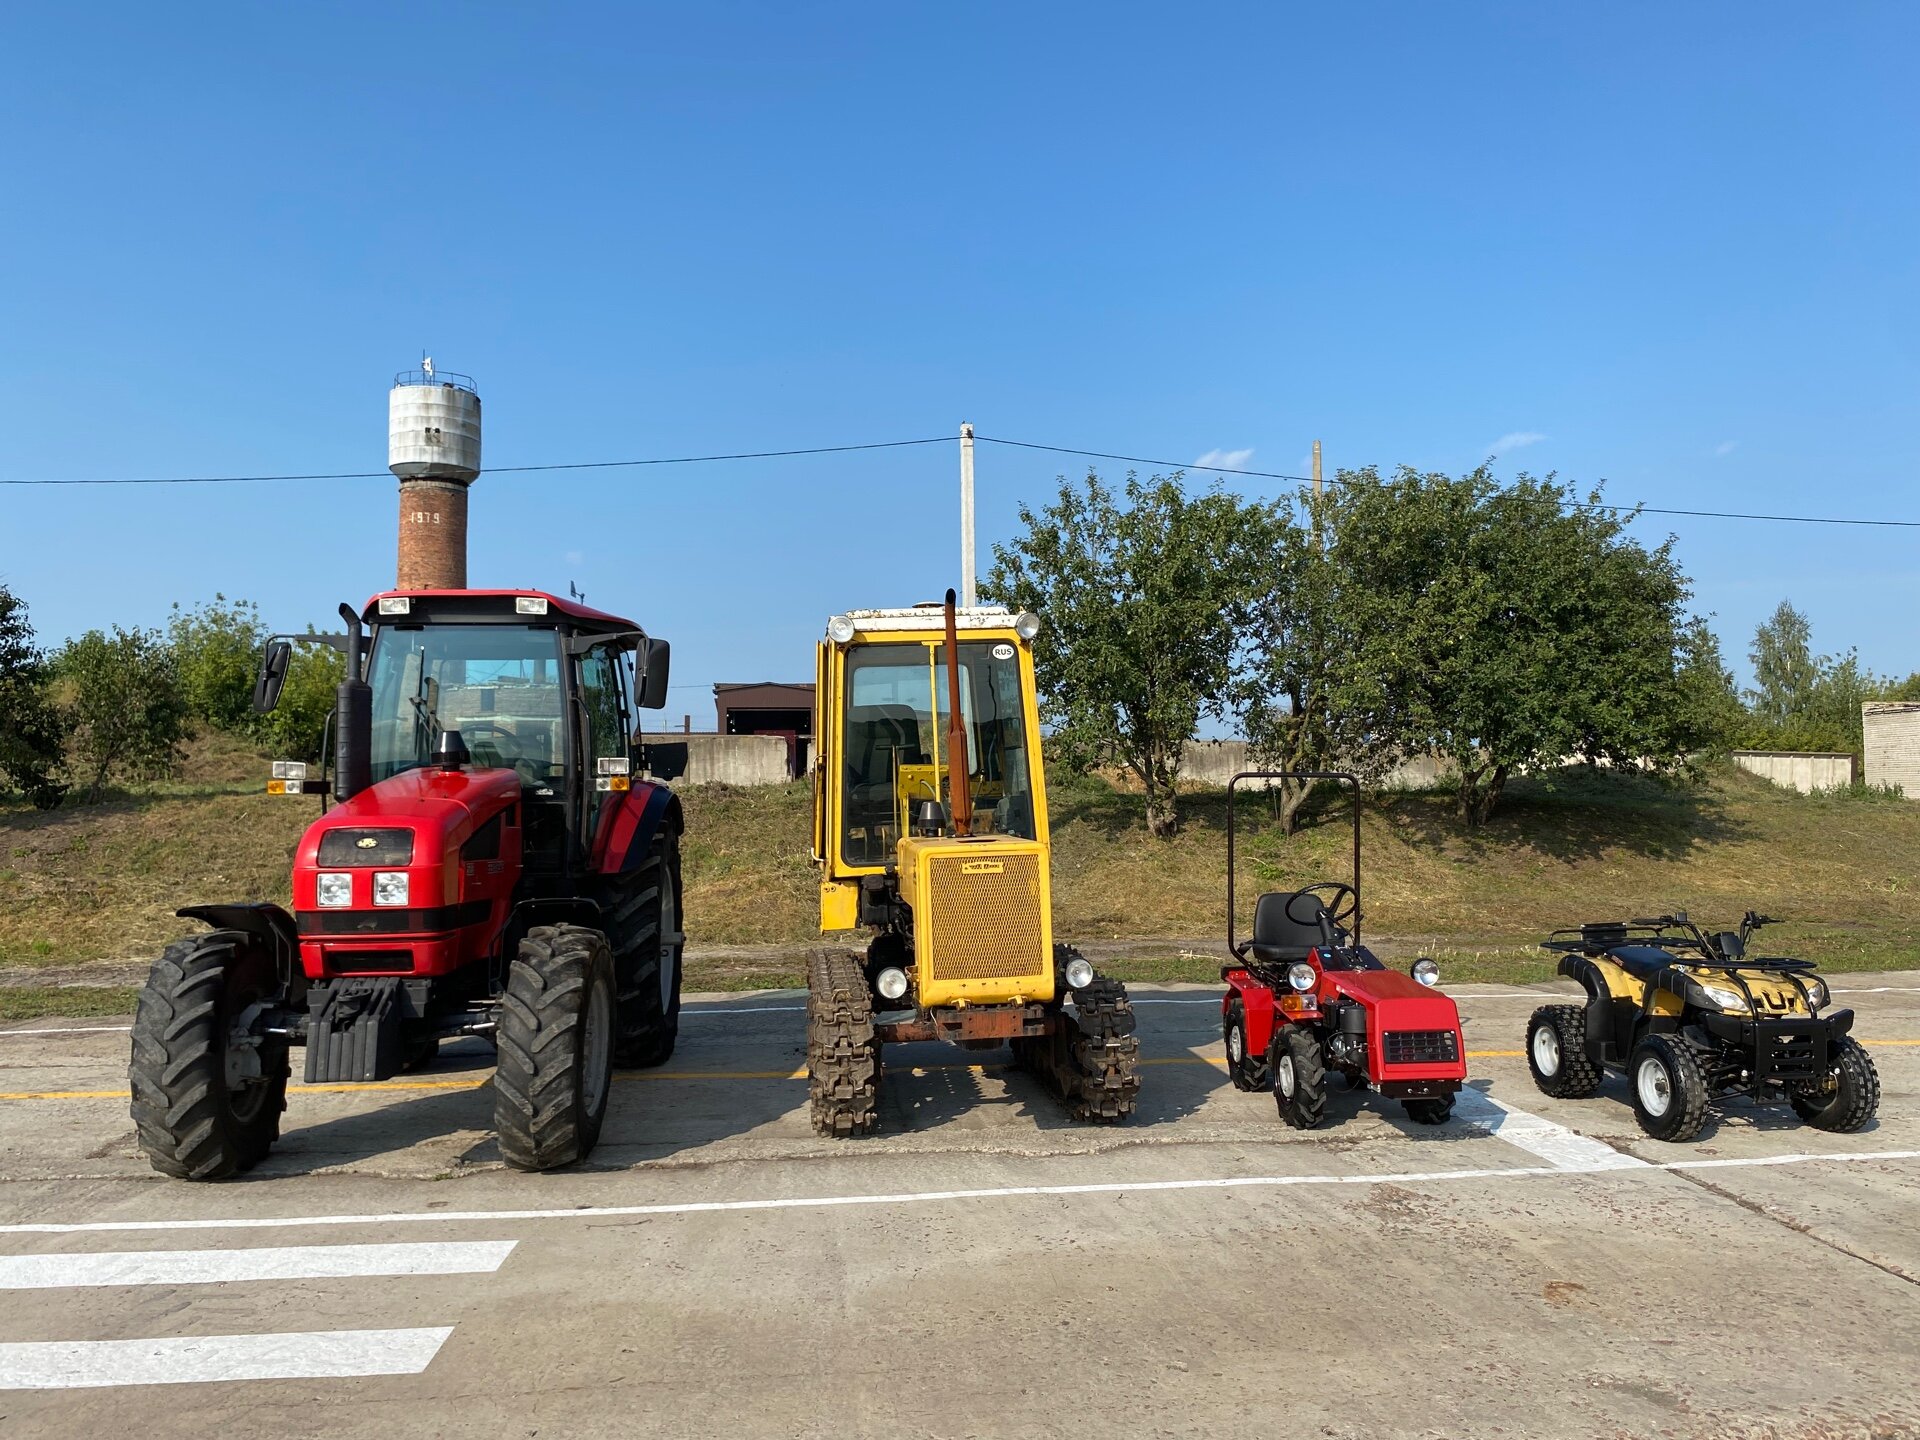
316 872 353 908
1412 958 1441 987
373 871 411 907
1287 961 1316 992
1805 978 1827 1009
1699 983 1749 1014
1063 955 1095 990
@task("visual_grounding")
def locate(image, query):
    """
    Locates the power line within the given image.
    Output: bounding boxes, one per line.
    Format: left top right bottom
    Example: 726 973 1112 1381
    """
972 434 1920 530
0 436 950 487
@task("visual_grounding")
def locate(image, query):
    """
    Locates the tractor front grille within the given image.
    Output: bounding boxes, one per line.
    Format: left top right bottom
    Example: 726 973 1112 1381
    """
924 850 1045 981
1382 1030 1460 1066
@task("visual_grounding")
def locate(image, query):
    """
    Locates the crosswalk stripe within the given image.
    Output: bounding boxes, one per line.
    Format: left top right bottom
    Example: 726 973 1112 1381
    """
0 1240 515 1290
0 1327 453 1389
1452 1088 1650 1171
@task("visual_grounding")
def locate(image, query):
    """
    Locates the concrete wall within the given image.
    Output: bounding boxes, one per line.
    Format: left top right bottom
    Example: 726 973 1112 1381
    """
1179 740 1446 791
640 733 792 787
1729 750 1855 794
1863 703 1920 797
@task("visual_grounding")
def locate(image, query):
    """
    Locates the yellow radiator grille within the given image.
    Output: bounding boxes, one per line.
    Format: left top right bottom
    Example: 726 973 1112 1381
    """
924 851 1046 981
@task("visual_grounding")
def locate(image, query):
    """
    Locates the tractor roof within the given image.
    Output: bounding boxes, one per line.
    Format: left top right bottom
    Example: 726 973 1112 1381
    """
829 605 1017 636
364 589 641 634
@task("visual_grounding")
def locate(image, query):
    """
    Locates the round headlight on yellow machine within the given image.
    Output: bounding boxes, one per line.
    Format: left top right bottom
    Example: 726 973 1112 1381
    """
1014 611 1041 641
876 967 910 1002
1063 955 1095 990
827 614 857 644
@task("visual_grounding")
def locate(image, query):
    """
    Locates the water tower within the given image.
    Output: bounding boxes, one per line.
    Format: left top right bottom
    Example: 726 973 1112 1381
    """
389 362 482 589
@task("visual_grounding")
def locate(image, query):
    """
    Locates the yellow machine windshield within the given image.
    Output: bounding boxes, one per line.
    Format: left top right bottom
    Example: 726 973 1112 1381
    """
841 640 1036 865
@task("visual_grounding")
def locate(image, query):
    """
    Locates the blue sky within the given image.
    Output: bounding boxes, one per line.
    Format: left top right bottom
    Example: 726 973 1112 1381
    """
2 4 1915 722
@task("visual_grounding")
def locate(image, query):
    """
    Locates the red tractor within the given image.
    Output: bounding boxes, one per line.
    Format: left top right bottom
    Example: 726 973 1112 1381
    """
129 589 684 1178
1219 771 1466 1127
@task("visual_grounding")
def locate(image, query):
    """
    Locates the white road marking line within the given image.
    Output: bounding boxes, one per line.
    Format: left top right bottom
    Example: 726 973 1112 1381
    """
0 1327 453 1390
4 1150 1915 1239
1444 987 1920 1000
0 1026 133 1037
0 1240 515 1290
1451 1089 1649 1171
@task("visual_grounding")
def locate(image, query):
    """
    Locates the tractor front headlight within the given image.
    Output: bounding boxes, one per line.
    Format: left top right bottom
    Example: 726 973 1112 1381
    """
1412 958 1441 987
1699 983 1748 1014
1063 954 1095 990
316 872 353 908
1287 961 1316 992
1013 611 1041 641
875 966 910 1002
827 614 857 644
1805 978 1828 1009
373 871 411 907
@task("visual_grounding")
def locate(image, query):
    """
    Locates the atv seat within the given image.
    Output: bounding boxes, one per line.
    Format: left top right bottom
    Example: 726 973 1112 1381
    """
1249 892 1326 964
1609 944 1682 984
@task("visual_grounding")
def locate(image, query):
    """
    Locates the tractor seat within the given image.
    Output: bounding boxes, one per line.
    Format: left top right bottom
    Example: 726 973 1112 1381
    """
1249 892 1326 964
1609 945 1682 984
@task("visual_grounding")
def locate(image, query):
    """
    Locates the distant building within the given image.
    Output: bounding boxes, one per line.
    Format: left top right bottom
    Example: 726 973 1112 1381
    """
714 682 814 776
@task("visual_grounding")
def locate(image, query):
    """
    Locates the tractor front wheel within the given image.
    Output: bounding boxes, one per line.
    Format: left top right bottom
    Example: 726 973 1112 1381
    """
130 933 289 1180
1273 1026 1327 1130
1224 997 1269 1092
1403 1096 1453 1125
1791 1036 1880 1132
1627 1033 1710 1142
494 925 617 1171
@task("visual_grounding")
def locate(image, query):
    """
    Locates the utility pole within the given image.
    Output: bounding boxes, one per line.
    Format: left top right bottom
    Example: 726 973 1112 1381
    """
959 422 977 608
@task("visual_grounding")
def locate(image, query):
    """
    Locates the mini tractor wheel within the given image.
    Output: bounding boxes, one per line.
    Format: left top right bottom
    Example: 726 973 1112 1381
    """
1526 1003 1604 1099
1790 1035 1880 1133
130 933 290 1180
1402 1096 1453 1125
1627 1032 1710 1142
1273 1025 1328 1130
493 924 618 1171
1223 996 1269 1092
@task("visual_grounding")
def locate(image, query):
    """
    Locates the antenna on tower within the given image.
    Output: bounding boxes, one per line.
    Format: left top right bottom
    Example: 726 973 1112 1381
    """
421 353 435 380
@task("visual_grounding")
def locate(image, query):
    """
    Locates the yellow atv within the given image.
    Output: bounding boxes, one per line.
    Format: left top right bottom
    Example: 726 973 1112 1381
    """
1528 911 1878 1142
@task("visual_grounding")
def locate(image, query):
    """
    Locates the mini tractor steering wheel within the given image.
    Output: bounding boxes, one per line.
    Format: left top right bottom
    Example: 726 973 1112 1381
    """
1284 882 1357 939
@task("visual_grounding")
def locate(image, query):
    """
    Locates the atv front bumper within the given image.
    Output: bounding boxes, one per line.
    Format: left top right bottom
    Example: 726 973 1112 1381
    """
1699 1006 1854 1085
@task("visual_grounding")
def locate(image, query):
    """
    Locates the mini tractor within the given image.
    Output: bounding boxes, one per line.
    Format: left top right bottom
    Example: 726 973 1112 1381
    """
129 589 684 1179
1531 911 1879 1142
805 592 1141 1135
1219 771 1467 1128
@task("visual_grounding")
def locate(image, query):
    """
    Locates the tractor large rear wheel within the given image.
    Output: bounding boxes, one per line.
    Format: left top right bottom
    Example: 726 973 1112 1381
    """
609 831 685 1069
494 925 617 1171
807 948 881 1136
130 933 289 1180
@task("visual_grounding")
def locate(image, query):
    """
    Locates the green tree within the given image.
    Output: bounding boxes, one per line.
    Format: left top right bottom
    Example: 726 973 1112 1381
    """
1746 601 1820 727
0 583 68 809
57 626 188 800
1740 601 1882 754
168 595 266 732
985 470 1275 837
1673 617 1745 754
1322 466 1716 826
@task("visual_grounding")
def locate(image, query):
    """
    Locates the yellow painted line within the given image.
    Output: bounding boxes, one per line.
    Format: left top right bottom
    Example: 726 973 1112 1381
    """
1471 1050 1526 1058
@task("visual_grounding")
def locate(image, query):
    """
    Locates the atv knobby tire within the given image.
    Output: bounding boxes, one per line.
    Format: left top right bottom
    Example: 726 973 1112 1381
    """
608 831 685 1069
1015 970 1141 1123
808 948 880 1136
130 933 290 1181
1790 1035 1880 1133
1526 1003 1604 1099
1628 1032 1710 1142
1273 1025 1327 1130
494 925 617 1171
1224 996 1269 1093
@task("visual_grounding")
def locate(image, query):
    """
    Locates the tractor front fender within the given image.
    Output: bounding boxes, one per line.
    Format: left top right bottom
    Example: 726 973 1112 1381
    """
175 903 304 1006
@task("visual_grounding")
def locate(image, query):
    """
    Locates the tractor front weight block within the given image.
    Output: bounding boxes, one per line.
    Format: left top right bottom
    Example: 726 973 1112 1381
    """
304 977 408 1083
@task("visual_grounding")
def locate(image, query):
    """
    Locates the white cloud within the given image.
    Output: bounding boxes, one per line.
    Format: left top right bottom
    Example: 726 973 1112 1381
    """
1192 447 1255 471
1485 431 1546 457
1714 440 1738 457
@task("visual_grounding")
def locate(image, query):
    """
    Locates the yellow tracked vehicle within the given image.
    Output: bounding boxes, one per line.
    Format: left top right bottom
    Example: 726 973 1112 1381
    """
804 591 1141 1135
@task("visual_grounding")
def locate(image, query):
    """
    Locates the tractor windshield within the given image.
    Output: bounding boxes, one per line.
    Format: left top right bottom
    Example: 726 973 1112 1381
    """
367 623 568 784
840 639 1037 865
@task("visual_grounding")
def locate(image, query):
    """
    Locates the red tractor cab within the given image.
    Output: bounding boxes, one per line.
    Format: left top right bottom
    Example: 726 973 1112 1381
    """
129 589 685 1178
1219 771 1466 1127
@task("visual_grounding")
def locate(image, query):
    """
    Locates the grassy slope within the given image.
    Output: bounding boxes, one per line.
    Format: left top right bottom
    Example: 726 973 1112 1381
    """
4 738 1916 1015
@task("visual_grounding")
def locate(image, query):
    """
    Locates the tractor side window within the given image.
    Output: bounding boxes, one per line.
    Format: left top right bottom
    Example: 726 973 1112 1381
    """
579 646 626 829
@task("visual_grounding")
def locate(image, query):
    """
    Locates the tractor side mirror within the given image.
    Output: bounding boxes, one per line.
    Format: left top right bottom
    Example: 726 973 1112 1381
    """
637 637 671 709
253 640 293 714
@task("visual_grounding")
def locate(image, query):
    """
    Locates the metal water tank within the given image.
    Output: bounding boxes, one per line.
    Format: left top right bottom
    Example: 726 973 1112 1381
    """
388 367 482 482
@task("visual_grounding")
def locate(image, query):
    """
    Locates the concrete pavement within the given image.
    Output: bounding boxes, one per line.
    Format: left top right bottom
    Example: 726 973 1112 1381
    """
1 979 1917 1437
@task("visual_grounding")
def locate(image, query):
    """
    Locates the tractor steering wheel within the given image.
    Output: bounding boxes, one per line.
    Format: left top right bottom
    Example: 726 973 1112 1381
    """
1284 882 1358 936
456 721 526 772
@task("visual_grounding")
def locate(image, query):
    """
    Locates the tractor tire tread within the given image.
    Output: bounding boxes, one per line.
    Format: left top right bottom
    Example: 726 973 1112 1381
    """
806 948 880 1137
1276 1025 1328 1130
494 925 614 1171
1791 1035 1880 1132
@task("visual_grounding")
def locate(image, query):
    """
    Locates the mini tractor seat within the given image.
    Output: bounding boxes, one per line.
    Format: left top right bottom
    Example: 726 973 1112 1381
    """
1249 892 1330 964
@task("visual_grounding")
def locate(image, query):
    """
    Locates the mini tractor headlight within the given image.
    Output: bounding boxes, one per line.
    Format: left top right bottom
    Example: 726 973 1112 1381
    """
1063 955 1095 990
1805 978 1828 1009
1699 983 1749 1014
316 872 353 908
875 966 910 1002
1287 961 1316 992
372 871 411 907
1412 958 1441 987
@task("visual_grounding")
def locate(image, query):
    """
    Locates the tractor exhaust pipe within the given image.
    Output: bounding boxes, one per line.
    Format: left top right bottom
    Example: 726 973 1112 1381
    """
334 602 373 803
943 589 973 837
